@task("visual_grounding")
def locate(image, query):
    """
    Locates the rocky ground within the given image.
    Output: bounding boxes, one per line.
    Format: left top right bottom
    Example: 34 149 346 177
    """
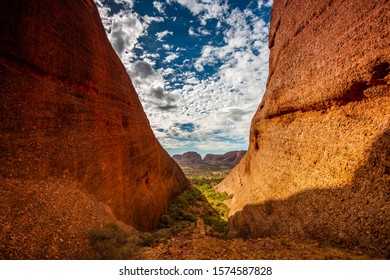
0 178 134 259
0 176 373 260
136 226 369 260
85 177 371 260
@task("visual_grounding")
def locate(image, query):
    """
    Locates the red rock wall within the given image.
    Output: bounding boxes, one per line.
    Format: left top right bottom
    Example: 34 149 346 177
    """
0 0 189 256
217 0 389 257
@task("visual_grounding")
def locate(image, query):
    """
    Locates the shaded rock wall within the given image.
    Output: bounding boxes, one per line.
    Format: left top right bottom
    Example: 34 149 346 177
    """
217 0 389 257
0 0 189 258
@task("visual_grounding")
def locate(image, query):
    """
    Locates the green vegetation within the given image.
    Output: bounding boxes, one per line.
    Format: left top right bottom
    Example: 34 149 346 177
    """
192 177 232 221
85 223 176 259
86 177 232 259
180 166 231 178
158 177 232 238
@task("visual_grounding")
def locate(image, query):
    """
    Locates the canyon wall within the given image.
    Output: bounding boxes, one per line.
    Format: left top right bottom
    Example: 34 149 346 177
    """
217 0 389 257
0 0 189 258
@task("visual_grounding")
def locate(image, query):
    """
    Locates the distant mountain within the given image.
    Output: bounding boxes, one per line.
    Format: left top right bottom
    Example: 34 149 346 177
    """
203 151 246 165
172 152 203 164
173 150 246 168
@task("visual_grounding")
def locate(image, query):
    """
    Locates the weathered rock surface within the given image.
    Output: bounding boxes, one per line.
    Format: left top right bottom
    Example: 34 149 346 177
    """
217 0 389 257
0 0 189 258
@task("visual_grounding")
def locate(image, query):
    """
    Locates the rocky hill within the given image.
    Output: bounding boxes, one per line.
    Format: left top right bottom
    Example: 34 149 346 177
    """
0 0 189 259
172 152 203 164
173 151 246 167
217 0 389 258
204 151 246 165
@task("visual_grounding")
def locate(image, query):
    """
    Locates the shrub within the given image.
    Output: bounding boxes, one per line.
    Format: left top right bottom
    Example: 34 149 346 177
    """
159 214 174 227
157 187 202 233
139 232 155 247
86 179 232 259
87 223 140 259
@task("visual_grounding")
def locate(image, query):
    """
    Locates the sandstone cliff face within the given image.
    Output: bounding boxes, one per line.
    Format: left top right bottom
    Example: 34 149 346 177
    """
0 0 188 258
217 0 389 257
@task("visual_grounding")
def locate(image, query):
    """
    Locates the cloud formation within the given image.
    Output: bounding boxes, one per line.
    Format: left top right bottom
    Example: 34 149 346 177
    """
94 0 272 155
156 30 173 41
174 0 229 25
128 61 178 110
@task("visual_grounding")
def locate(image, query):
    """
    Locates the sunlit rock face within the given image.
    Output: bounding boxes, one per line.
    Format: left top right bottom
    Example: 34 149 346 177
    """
0 0 189 258
217 0 390 257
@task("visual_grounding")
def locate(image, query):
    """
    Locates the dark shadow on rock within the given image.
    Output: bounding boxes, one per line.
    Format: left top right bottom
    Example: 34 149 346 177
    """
228 129 390 258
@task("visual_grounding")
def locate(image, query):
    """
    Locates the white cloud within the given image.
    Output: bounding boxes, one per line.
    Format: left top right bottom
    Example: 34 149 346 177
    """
94 1 271 154
94 0 104 7
153 1 165 14
162 44 173 50
143 15 165 24
188 26 210 37
199 27 211 35
163 52 180 63
108 12 145 58
128 61 178 111
186 76 200 85
156 30 173 41
258 0 273 9
194 64 204 72
174 0 229 25
95 2 165 63
140 52 160 60
95 4 154 60
193 7 269 99
150 6 270 152
188 27 196 36
113 0 135 9
95 4 112 31
175 0 204 15
160 67 175 76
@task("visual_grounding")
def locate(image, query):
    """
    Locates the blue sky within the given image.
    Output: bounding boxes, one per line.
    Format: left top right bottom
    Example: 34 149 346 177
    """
94 0 272 156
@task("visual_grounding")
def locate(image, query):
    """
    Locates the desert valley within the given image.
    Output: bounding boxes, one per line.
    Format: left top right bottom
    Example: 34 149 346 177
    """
0 0 389 260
